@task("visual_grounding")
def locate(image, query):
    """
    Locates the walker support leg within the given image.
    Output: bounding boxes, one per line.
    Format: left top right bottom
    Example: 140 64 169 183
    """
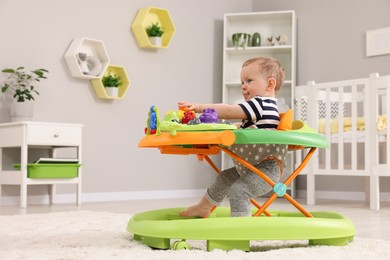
143 236 170 249
201 154 221 174
133 234 142 241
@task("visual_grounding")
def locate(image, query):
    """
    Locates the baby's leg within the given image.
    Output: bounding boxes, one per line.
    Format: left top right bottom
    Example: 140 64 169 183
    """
229 160 281 217
180 167 240 218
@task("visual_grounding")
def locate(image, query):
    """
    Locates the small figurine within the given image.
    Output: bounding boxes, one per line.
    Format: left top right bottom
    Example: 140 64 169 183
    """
276 34 288 45
267 36 275 46
77 52 90 75
199 108 218 123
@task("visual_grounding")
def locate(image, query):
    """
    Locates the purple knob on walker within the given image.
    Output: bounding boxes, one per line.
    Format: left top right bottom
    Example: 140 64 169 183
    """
199 108 219 123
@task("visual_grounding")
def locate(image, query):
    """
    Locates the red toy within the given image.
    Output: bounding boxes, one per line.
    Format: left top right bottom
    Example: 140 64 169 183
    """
181 110 196 124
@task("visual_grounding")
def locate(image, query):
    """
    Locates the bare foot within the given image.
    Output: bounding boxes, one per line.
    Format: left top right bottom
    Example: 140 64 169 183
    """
179 204 211 218
179 196 215 218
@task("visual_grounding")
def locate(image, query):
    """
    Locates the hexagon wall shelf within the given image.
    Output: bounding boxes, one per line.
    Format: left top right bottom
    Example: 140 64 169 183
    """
90 65 130 100
64 38 110 79
131 7 176 49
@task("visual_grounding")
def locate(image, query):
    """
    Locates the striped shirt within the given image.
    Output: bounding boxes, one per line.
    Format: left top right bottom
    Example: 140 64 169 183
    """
238 97 279 129
232 97 286 176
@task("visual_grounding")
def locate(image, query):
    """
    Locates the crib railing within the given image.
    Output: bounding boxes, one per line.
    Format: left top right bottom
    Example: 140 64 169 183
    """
294 74 385 207
369 74 390 209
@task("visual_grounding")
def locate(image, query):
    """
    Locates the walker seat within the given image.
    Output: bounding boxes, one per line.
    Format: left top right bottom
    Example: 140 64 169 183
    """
127 107 355 251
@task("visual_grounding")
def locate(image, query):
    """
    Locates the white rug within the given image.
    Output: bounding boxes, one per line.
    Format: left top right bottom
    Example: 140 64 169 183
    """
0 210 388 260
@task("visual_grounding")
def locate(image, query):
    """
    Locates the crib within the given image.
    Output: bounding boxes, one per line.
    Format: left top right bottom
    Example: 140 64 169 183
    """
294 73 390 210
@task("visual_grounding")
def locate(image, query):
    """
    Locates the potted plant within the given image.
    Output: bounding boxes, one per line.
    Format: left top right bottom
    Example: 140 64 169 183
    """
146 22 165 46
102 71 121 97
1 66 49 121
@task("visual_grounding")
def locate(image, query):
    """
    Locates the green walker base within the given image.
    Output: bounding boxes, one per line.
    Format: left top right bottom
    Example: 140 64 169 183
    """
127 207 356 251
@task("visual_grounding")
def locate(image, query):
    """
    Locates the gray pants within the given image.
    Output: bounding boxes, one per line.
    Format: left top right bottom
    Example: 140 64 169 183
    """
205 159 282 217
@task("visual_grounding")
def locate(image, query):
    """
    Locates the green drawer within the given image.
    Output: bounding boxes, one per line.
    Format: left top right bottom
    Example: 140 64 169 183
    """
13 163 81 178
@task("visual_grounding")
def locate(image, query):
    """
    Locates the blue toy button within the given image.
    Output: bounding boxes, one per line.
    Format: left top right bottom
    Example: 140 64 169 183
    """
273 183 287 197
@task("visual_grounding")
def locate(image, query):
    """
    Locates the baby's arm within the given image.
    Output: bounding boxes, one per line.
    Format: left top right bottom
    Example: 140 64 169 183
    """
178 102 246 120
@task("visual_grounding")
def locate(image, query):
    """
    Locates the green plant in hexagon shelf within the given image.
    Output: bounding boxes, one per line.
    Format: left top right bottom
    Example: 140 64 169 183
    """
146 22 165 46
102 71 122 97
146 22 165 37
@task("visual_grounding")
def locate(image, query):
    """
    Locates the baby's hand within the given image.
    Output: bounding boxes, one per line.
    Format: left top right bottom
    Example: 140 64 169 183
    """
178 102 196 112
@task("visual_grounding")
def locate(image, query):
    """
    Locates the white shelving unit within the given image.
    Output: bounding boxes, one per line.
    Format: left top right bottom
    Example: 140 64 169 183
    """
222 10 297 195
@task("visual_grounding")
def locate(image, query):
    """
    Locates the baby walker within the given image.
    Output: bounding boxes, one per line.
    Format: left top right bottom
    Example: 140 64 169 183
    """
127 106 355 251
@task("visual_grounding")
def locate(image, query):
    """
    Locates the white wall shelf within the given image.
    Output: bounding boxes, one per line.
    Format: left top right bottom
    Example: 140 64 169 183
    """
64 38 110 79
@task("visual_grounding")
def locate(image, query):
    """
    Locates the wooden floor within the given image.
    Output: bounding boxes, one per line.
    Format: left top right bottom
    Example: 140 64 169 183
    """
1 197 390 241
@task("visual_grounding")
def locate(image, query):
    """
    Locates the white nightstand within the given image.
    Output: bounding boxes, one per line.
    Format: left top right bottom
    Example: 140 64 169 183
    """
0 121 83 208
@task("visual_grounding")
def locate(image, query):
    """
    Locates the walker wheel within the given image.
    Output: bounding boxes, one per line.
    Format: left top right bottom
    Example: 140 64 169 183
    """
172 240 190 250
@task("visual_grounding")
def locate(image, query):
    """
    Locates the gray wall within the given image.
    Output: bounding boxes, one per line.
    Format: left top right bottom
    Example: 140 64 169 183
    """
0 0 252 201
254 0 390 196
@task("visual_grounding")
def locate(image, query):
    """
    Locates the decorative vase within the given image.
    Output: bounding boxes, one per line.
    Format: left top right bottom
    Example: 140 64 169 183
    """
149 37 162 47
232 33 251 48
105 87 119 97
10 101 34 122
252 32 261 47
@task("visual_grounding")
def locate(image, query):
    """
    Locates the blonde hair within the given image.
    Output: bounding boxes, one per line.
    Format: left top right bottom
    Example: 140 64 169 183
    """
242 57 285 93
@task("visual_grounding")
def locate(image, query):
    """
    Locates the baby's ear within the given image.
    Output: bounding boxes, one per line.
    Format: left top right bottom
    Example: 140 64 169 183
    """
267 78 277 90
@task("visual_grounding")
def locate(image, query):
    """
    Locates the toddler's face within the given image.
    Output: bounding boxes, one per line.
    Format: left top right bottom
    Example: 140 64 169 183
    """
240 62 270 101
